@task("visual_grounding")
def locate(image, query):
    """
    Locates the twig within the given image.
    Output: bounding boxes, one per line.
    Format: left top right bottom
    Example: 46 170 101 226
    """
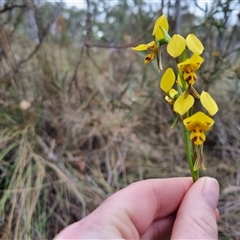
83 0 154 49
68 0 91 94
84 24 152 49
0 2 62 82
0 3 27 14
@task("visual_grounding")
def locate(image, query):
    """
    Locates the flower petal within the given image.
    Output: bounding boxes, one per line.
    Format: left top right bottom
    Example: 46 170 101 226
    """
160 68 175 93
190 128 206 146
167 34 186 58
183 111 214 131
183 70 197 85
173 93 194 115
152 15 169 40
186 34 204 55
178 53 204 71
147 41 157 51
200 91 218 116
144 52 155 64
132 44 149 51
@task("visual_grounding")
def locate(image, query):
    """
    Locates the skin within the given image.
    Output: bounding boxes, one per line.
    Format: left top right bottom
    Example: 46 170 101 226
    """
55 177 219 240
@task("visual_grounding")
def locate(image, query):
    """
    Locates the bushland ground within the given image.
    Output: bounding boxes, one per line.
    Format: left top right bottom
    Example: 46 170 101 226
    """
0 1 240 239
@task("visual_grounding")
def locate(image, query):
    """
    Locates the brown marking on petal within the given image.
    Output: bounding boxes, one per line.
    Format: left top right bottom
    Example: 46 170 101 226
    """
192 136 198 142
185 75 192 83
145 55 155 63
145 57 151 61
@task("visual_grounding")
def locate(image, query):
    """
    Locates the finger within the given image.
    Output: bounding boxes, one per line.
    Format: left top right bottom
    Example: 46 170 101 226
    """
140 213 176 240
139 207 220 239
171 177 219 239
55 178 192 239
101 177 192 237
215 208 220 221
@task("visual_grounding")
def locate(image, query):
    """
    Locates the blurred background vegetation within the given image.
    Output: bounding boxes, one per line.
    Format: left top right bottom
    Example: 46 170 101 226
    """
0 0 240 239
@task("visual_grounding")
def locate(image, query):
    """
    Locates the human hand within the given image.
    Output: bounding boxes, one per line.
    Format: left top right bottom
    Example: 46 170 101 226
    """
54 177 219 239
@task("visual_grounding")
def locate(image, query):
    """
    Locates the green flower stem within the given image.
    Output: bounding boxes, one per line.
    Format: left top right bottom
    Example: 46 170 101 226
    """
183 127 199 182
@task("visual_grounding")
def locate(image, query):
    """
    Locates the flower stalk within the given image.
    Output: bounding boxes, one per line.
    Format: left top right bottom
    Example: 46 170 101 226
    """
184 127 199 182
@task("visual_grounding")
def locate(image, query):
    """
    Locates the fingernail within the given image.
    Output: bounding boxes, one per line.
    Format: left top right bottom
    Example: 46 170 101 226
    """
202 178 219 210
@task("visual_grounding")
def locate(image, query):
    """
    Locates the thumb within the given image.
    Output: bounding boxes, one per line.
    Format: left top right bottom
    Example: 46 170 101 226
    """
171 177 219 239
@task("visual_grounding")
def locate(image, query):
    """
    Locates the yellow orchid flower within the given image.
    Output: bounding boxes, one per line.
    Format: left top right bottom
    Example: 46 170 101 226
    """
173 92 194 115
200 91 218 116
152 15 169 40
132 15 170 68
160 68 175 93
132 41 157 64
183 111 214 145
178 53 204 85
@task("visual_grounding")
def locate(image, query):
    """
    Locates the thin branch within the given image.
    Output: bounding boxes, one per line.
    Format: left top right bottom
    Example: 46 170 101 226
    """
68 0 91 94
0 3 27 13
85 32 149 49
84 0 155 50
84 23 153 49
0 3 62 82
223 46 240 58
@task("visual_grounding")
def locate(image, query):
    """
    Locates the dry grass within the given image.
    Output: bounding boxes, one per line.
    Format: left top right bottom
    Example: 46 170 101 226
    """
1 18 240 240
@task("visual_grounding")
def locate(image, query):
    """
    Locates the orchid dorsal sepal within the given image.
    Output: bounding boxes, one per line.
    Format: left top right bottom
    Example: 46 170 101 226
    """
153 14 169 40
